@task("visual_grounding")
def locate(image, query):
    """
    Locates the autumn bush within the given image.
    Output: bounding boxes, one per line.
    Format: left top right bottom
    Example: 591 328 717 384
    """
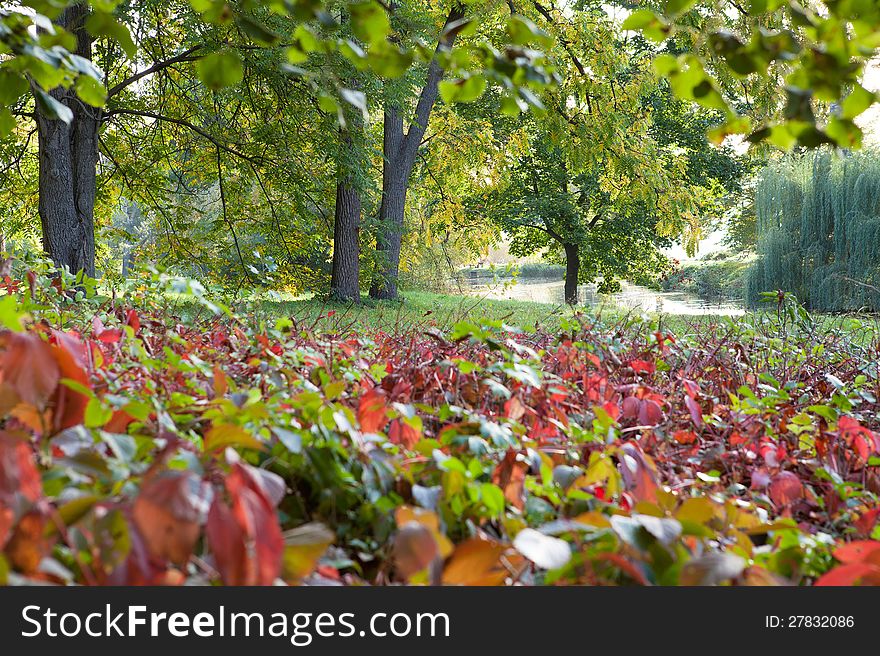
2 258 880 586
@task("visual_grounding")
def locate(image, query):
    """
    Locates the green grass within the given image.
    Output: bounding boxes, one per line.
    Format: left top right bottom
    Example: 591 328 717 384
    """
238 290 575 334
180 288 880 345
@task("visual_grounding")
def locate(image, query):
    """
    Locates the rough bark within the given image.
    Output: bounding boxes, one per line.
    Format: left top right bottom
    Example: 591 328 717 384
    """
370 106 406 300
34 3 99 278
564 243 580 305
370 5 465 300
330 142 362 301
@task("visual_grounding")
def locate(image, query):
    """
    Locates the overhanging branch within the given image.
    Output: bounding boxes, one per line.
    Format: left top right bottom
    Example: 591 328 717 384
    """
104 108 261 165
107 45 204 98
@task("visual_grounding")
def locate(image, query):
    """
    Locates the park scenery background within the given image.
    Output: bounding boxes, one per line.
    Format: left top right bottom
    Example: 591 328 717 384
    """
3 0 880 587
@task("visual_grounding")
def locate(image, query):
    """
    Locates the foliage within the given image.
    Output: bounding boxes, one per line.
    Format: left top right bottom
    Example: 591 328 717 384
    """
660 252 750 302
2 257 880 586
746 149 880 311
627 0 880 150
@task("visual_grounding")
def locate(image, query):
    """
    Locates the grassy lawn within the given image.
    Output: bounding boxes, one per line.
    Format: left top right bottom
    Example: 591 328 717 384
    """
168 287 880 343
236 290 576 334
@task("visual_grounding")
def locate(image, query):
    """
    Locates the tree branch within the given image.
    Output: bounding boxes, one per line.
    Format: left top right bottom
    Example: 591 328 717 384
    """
399 4 467 167
107 45 204 98
104 108 261 164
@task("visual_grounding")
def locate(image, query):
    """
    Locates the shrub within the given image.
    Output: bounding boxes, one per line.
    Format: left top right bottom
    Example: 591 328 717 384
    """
1 258 879 586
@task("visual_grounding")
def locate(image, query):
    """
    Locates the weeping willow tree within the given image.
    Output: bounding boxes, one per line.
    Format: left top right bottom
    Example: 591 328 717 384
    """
746 149 880 311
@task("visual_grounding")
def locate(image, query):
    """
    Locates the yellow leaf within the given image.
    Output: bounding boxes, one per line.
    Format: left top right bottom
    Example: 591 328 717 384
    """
282 522 334 584
203 423 264 452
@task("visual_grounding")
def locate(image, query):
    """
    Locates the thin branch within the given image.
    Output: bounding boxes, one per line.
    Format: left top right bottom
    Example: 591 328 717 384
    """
215 143 253 284
107 45 204 98
104 108 261 164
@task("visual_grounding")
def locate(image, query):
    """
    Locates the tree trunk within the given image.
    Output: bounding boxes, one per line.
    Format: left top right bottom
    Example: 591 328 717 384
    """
564 243 580 305
330 163 362 301
34 3 99 278
370 5 465 300
370 106 406 300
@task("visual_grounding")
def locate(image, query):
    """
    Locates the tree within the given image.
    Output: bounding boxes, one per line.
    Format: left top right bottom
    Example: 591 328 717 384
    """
34 3 100 277
746 149 880 311
2 0 552 286
369 3 466 300
460 2 741 304
626 0 880 150
478 131 676 304
330 108 365 301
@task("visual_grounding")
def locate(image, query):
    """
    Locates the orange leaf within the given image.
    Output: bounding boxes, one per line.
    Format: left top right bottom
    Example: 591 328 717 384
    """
358 386 388 433
443 537 508 586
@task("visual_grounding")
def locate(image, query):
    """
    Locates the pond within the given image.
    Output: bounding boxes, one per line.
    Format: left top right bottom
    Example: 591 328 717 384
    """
455 274 744 316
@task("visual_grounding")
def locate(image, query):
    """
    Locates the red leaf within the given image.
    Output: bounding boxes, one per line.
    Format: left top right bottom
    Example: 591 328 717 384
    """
4 510 48 574
621 396 640 419
838 417 880 462
358 386 388 433
207 463 285 586
132 471 212 567
0 332 59 408
49 338 90 432
0 432 42 503
206 496 248 585
618 441 659 503
0 505 13 550
98 329 123 344
388 419 421 449
638 399 664 426
833 540 880 564
768 471 803 506
684 395 704 428
815 563 880 586
672 430 697 445
855 509 880 537
126 309 140 332
491 449 528 511
681 379 700 399
630 359 655 375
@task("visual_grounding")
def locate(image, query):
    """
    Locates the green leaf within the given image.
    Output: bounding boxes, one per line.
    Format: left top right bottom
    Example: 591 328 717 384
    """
196 51 244 90
440 76 487 104
204 423 265 452
707 115 752 144
366 40 414 78
350 1 391 45
479 483 506 517
0 108 14 139
0 295 25 330
317 92 338 114
74 74 107 107
750 0 788 12
85 397 113 428
507 15 552 47
34 88 73 123
825 116 863 149
665 0 697 16
85 12 136 58
622 9 669 42
236 16 280 45
45 496 99 536
0 69 29 105
841 83 878 120
652 54 679 77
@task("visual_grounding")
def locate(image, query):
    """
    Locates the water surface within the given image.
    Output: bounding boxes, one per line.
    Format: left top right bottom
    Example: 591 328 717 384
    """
458 275 744 316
